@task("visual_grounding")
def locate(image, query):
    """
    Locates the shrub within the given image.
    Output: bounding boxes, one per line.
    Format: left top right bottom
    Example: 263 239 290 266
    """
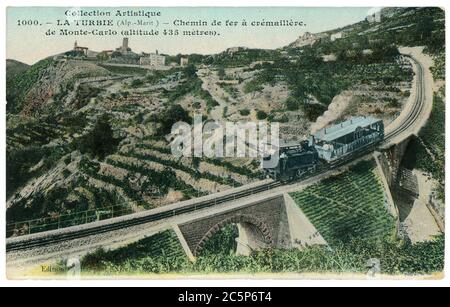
285 97 302 111
183 64 197 79
73 84 101 109
256 110 268 120
239 109 251 116
76 114 121 160
157 105 192 135
243 80 264 93
131 79 144 88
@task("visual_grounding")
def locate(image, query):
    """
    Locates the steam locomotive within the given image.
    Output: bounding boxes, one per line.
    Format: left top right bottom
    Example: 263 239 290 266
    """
262 116 384 181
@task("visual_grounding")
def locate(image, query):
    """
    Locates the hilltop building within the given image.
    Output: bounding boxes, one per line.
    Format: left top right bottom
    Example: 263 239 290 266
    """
139 50 166 67
116 37 131 54
331 32 343 41
73 41 89 55
180 57 189 67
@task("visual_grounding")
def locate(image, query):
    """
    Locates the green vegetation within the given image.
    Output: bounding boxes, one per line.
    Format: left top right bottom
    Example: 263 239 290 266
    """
6 59 29 78
239 109 251 116
137 141 260 179
402 87 445 200
197 224 239 257
64 50 87 58
218 82 239 99
206 48 277 68
161 68 219 111
6 114 76 199
256 110 268 120
430 53 445 80
117 147 240 188
285 97 301 111
183 64 197 78
81 230 187 272
6 145 68 202
96 51 111 62
73 84 102 109
321 8 444 55
145 68 181 84
78 158 147 207
6 8 445 261
154 104 191 135
217 66 226 79
243 79 264 93
6 58 53 114
98 64 148 75
7 200 133 237
77 114 121 160
236 8 445 121
130 79 144 88
106 156 201 200
77 231 444 275
278 48 409 120
290 161 394 244
74 161 443 276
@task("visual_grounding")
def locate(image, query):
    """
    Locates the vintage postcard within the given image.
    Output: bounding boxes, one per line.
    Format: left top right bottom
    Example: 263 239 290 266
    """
4 6 445 281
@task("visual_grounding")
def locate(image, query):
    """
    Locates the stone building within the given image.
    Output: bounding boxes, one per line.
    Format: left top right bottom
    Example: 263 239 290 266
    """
116 37 131 54
73 41 88 55
180 57 189 67
139 50 166 67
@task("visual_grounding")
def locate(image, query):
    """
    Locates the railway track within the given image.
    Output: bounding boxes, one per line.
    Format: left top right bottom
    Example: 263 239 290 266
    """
6 180 282 252
6 55 427 253
383 56 425 142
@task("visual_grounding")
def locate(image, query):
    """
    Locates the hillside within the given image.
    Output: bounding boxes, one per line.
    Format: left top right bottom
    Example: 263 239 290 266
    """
6 58 111 115
6 59 29 78
5 7 445 236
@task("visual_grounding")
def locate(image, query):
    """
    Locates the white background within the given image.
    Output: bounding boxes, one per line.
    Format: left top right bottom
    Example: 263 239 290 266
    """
0 0 448 287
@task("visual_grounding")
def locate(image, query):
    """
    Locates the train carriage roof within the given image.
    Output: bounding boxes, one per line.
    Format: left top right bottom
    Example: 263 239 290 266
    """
313 116 382 143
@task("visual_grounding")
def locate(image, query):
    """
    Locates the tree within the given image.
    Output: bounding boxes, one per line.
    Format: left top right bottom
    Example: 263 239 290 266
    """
111 51 122 58
217 66 226 80
131 79 144 88
77 114 121 160
256 110 268 120
158 105 192 135
183 64 197 79
239 109 251 116
416 16 434 41
96 52 110 61
285 97 301 111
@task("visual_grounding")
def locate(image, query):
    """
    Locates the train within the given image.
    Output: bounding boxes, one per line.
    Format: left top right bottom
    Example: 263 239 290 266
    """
262 116 384 181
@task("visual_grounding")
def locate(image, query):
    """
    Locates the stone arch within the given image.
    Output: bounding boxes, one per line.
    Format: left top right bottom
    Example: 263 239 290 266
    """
193 214 273 256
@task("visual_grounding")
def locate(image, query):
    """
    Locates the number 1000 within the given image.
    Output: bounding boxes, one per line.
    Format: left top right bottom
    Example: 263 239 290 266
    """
17 20 39 26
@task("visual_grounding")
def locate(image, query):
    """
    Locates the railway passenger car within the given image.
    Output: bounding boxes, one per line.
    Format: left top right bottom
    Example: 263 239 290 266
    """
312 116 384 165
262 116 384 181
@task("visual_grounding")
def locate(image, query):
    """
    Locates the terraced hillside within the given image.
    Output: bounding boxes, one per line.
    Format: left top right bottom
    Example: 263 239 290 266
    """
6 7 443 236
289 161 395 244
6 62 261 236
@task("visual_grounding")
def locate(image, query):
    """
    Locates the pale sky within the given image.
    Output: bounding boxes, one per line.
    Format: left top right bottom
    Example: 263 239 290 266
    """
7 7 374 64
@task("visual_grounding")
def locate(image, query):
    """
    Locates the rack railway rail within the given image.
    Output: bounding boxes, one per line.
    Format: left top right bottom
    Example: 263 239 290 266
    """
6 55 427 253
